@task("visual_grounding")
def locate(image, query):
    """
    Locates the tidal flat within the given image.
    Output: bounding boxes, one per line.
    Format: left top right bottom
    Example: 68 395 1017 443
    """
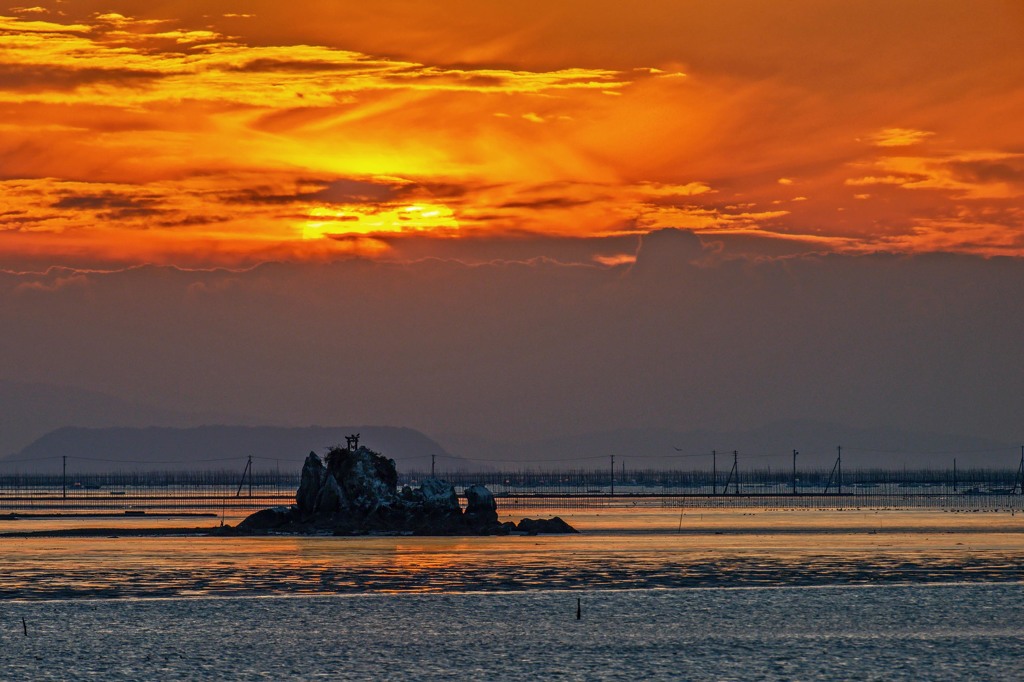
2 507 1023 599
3 584 1024 680
3 507 1024 680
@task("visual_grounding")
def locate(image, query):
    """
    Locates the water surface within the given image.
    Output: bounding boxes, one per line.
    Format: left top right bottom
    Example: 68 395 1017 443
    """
3 585 1022 680
3 508 1023 599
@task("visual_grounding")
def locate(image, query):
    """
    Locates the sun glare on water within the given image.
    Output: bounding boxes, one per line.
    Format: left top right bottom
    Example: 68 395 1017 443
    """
301 204 459 240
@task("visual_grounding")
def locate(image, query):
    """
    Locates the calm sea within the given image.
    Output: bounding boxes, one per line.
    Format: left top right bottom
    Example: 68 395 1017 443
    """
3 585 1023 680
3 508 1024 679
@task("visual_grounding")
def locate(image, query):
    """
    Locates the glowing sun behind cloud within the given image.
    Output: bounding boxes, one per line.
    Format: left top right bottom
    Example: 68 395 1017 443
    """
300 203 459 240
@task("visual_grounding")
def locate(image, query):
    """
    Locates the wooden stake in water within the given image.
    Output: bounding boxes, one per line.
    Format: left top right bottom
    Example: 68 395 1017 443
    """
22 617 27 636
576 598 581 620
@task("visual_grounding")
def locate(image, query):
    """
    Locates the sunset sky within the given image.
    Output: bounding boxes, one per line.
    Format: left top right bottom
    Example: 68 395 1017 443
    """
2 1 1023 269
1 2 1022 461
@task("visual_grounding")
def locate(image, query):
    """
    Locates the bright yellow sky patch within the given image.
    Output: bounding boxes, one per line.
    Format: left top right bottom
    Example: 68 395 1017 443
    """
300 203 459 240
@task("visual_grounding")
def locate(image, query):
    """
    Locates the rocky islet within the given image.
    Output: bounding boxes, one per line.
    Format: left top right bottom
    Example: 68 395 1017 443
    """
237 445 577 535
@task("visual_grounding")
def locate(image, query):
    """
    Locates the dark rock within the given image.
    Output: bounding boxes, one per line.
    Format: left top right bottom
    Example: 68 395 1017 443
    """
516 517 578 534
325 446 398 513
240 443 578 536
314 473 345 513
419 478 460 513
463 484 498 527
238 505 298 532
296 452 325 513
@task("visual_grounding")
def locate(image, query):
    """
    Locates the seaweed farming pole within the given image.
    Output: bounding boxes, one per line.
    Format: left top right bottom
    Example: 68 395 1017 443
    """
62 455 66 500
1016 446 1024 495
712 450 717 495
235 456 252 498
610 455 615 496
733 450 739 494
824 446 842 494
792 450 798 495
721 450 739 495
953 458 958 493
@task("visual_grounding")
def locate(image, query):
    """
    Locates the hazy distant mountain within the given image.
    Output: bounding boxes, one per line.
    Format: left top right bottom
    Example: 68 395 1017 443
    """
5 413 1017 476
0 379 256 458
5 425 466 474
436 421 1021 471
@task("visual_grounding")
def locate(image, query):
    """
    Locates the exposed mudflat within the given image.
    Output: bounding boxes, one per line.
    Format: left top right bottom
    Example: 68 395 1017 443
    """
2 507 1023 599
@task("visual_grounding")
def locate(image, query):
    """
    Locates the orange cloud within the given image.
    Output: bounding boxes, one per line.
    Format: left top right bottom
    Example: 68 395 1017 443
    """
867 128 935 147
0 3 1021 268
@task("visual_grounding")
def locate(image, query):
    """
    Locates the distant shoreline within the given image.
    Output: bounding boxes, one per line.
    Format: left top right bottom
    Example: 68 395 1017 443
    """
0 526 221 538
6 521 1024 539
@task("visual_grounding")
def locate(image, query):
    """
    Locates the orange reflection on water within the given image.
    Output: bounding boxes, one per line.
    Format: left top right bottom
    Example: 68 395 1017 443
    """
3 508 1024 598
